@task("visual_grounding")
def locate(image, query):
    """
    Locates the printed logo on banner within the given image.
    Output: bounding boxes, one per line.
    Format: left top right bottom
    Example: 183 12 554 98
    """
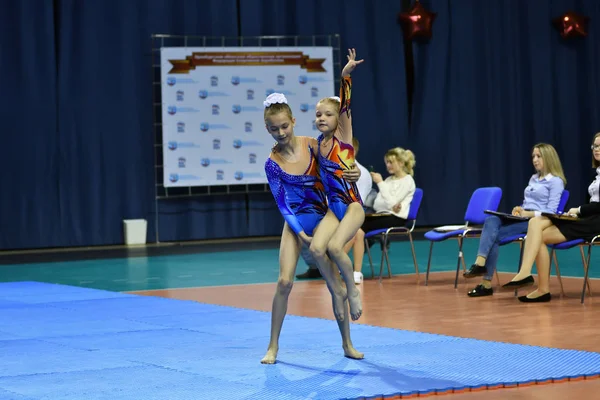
245 122 252 133
211 76 219 86
213 139 221 149
176 90 184 101
198 90 231 99
167 141 200 150
299 103 315 113
312 121 317 131
277 75 285 85
232 104 261 114
231 76 240 86
177 122 185 133
212 105 220 115
311 87 319 97
166 76 198 86
166 105 199 115
199 123 230 133
233 139 263 149
247 89 254 100
298 75 329 84
216 170 224 180
232 170 263 181
201 158 231 167
178 157 186 168
169 173 200 183
249 153 257 164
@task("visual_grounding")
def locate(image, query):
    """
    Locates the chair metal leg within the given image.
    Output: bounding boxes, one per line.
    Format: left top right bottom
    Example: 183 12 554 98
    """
515 241 525 296
408 233 420 282
425 241 434 286
579 245 593 296
385 236 392 279
517 240 525 269
454 236 465 289
365 238 375 279
494 269 500 287
552 250 565 297
582 244 593 304
378 247 385 283
378 238 385 280
378 234 392 281
384 251 392 280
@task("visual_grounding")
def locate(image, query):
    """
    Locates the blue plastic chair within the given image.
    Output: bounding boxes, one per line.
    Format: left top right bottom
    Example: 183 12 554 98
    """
424 187 503 288
548 233 598 303
500 190 570 291
364 188 424 282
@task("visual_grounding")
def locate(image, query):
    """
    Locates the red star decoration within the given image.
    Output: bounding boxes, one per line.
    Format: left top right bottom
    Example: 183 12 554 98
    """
398 0 437 41
553 11 589 39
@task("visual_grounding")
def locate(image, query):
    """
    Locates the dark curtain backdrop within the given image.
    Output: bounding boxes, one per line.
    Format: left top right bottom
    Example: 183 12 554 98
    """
0 1 60 249
1 0 599 249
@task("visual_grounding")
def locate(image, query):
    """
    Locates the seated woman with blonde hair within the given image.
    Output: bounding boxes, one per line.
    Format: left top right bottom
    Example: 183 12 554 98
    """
464 143 566 298
503 133 600 302
351 147 416 283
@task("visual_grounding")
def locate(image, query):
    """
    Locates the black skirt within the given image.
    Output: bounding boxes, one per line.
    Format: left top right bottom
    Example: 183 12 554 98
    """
362 214 407 233
553 214 600 242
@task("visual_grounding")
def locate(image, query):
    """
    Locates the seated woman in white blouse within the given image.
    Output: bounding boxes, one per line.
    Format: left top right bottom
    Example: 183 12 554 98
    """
352 147 416 283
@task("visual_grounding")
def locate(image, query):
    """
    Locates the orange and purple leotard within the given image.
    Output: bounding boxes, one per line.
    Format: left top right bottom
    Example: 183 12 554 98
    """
317 76 363 220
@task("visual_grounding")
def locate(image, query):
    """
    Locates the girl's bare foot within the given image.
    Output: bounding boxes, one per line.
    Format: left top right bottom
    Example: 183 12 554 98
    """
260 346 278 364
343 345 364 360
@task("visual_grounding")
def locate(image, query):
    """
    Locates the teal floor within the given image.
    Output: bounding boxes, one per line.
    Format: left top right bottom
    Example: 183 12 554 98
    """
0 239 595 292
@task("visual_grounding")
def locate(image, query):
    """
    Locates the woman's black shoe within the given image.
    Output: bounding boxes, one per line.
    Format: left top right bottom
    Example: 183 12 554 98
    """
518 293 551 303
295 268 322 279
467 284 493 297
501 275 534 290
463 264 487 278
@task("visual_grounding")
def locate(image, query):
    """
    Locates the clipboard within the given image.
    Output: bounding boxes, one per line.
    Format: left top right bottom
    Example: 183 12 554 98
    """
365 212 394 218
484 210 529 221
542 212 578 221
433 225 468 232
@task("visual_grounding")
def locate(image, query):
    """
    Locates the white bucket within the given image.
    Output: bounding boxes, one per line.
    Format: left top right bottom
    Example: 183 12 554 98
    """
123 219 147 245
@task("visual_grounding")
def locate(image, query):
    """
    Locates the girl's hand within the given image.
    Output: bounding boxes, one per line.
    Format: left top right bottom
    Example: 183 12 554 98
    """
341 48 364 77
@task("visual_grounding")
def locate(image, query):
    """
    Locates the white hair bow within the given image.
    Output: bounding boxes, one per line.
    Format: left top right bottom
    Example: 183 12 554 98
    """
263 93 288 108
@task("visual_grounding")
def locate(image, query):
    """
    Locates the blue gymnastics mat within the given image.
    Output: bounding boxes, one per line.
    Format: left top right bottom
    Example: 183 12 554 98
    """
0 281 599 400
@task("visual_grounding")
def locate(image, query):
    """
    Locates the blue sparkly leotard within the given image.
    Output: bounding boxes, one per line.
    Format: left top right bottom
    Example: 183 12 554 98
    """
265 137 328 236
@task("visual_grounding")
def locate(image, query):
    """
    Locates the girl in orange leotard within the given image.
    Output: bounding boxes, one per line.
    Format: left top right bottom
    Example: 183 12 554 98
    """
308 48 365 321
